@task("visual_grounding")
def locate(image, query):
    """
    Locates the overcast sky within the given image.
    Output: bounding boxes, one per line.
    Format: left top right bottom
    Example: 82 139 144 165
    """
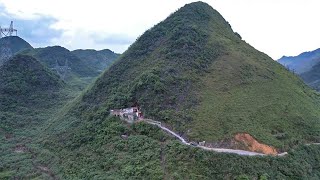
0 0 319 59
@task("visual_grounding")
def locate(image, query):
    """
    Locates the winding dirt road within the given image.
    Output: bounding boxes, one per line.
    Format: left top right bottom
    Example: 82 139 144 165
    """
142 119 288 156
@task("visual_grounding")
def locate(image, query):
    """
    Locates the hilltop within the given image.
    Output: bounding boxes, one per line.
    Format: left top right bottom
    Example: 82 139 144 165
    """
0 36 33 54
0 36 33 65
72 49 119 72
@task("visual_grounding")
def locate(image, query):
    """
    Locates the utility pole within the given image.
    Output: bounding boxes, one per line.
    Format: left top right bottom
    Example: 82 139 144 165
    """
51 59 71 80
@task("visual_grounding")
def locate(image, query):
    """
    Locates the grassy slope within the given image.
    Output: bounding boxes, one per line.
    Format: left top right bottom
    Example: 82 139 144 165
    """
190 34 320 149
65 1 320 149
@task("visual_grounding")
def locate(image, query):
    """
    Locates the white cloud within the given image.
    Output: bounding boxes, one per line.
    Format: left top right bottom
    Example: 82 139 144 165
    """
0 0 319 59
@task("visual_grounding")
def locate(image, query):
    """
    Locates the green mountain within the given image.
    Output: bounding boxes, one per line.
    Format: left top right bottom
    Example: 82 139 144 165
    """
72 49 119 72
22 46 98 77
21 46 102 90
0 36 33 65
277 48 320 91
61 1 320 150
0 54 64 131
23 2 320 179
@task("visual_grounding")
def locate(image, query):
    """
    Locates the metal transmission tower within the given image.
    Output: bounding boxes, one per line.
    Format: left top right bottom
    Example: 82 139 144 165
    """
0 36 13 66
0 21 17 65
52 59 71 80
0 21 18 38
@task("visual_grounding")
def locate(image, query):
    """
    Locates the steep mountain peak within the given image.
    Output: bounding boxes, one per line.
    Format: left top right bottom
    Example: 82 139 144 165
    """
55 1 320 153
164 1 235 37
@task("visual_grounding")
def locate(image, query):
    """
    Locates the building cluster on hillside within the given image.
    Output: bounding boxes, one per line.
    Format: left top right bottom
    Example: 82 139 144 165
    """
110 106 143 123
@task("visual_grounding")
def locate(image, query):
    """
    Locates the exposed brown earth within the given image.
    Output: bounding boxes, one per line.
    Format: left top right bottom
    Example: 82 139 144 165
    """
234 133 278 155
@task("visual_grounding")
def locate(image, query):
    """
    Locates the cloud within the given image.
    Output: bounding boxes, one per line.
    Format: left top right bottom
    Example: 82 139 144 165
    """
48 29 133 53
0 0 319 58
94 34 135 46
0 4 63 47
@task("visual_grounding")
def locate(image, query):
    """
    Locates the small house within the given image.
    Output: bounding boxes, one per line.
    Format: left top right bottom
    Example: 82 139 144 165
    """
110 106 144 122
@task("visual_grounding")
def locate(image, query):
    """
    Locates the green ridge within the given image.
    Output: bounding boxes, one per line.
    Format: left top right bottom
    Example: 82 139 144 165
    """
71 49 120 72
0 54 65 131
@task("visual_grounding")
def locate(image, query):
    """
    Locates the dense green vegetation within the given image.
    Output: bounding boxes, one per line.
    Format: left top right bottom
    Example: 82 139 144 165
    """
2 1 320 179
72 49 119 72
61 1 320 150
21 46 119 90
0 55 82 179
24 116 320 179
21 46 98 77
0 54 68 131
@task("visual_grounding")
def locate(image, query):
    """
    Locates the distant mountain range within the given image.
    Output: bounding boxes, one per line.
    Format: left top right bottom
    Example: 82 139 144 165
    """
278 48 320 74
0 36 120 131
22 46 98 78
300 60 320 91
0 36 119 89
278 48 320 90
72 49 120 72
